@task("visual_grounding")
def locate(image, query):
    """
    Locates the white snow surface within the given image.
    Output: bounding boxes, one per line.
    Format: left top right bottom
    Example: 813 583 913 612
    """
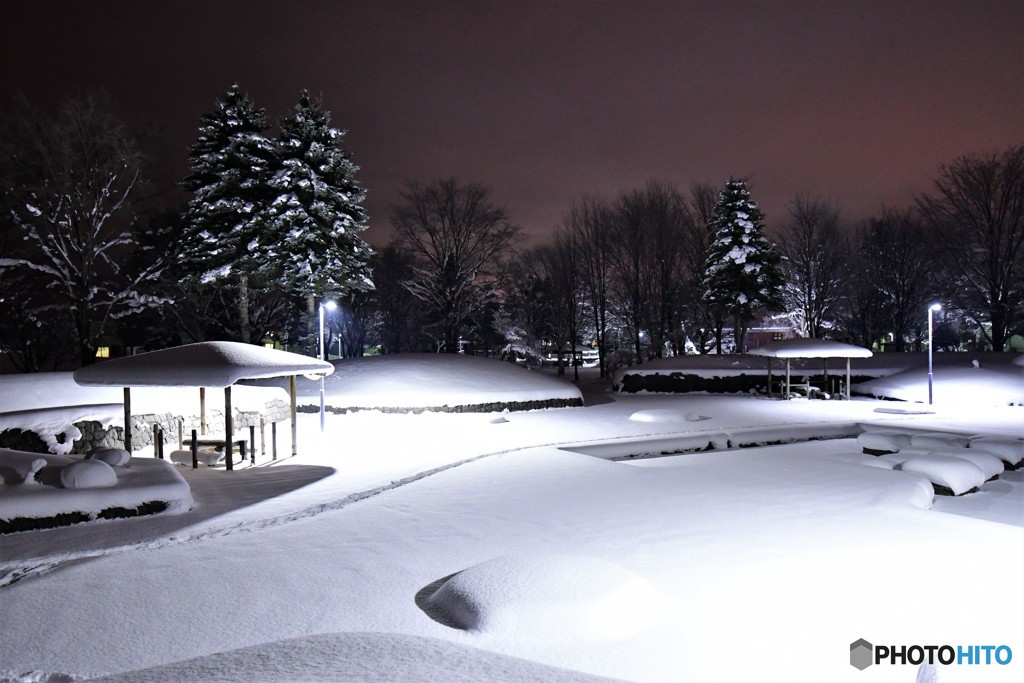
0 364 1022 683
259 353 584 409
72 341 333 388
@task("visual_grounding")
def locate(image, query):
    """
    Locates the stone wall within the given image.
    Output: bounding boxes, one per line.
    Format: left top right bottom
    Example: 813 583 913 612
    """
1 399 291 455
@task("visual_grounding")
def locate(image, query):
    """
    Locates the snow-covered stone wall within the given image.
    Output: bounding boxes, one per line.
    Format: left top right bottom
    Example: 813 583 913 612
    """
0 399 292 455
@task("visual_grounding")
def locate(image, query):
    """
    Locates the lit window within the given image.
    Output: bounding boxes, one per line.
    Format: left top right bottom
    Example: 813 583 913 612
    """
95 346 110 358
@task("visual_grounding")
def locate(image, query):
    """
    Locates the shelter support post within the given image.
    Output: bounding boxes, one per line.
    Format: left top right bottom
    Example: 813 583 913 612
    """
200 387 207 435
249 425 256 465
785 359 791 399
123 387 132 452
846 357 852 400
190 429 198 469
290 375 297 457
766 359 773 398
224 385 233 471
272 421 278 460
823 358 829 395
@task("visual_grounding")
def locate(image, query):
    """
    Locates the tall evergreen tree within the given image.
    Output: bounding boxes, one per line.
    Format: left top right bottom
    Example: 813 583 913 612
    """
702 178 784 352
264 91 373 354
181 84 276 343
265 91 372 300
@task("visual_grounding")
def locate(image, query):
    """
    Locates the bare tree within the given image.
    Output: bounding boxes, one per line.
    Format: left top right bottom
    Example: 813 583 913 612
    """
917 145 1024 351
370 244 424 353
677 182 719 353
568 196 615 376
860 209 937 351
776 195 846 338
0 94 164 366
390 178 521 352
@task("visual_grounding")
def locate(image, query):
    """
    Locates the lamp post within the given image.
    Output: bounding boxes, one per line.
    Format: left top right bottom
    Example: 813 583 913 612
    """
319 299 337 431
927 303 941 405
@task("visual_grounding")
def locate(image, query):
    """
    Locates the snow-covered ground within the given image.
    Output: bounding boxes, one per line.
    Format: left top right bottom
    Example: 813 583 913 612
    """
1 357 1022 682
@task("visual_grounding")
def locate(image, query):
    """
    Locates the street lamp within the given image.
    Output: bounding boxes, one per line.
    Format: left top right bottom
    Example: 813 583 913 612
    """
319 299 338 431
927 303 941 405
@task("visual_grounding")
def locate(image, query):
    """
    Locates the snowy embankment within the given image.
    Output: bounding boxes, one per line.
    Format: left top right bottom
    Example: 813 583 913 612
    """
253 353 584 412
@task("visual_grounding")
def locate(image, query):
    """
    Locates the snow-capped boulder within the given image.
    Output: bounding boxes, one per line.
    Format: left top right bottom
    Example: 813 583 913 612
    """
60 458 118 489
930 448 1004 481
897 455 986 496
909 433 967 449
169 449 225 467
86 447 130 468
969 437 1023 466
857 431 912 455
424 553 665 640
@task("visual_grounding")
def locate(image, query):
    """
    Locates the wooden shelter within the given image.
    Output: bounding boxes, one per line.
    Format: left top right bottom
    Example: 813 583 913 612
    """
747 338 873 400
73 342 334 468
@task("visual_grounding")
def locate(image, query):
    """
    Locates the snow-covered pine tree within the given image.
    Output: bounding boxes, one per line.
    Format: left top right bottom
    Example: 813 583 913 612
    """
265 91 373 353
181 84 277 343
702 178 784 352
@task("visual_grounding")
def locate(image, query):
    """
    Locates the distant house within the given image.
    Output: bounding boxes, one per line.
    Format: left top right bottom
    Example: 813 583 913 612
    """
745 326 798 350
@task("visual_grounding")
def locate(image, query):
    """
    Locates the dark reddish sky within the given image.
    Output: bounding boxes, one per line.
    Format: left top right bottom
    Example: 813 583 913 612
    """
2 0 1021 244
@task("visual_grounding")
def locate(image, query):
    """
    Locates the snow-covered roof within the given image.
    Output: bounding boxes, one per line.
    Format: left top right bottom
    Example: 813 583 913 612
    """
747 338 873 359
73 341 334 388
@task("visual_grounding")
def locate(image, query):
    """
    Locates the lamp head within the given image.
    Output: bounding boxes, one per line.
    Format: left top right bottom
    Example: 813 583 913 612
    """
929 303 942 312
322 300 338 311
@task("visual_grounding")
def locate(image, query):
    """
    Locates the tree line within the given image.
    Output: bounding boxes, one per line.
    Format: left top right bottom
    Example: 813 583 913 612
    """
1 88 1021 373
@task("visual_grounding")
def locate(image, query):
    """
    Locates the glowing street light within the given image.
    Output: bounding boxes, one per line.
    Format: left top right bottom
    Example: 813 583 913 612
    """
319 299 338 431
927 303 941 405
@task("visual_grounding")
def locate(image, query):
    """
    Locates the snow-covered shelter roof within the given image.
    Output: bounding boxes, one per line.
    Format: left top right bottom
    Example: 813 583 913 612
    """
73 341 334 388
747 338 873 359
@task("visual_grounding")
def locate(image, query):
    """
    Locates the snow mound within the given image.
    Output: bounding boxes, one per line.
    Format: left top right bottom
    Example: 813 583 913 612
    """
930 448 1004 480
628 409 709 423
59 458 117 489
910 433 967 449
86 447 130 468
969 436 1024 465
423 553 665 640
857 431 911 454
308 354 584 410
898 455 986 496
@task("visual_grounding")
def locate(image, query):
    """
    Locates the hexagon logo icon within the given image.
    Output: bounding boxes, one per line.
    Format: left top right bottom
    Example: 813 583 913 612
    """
850 638 873 670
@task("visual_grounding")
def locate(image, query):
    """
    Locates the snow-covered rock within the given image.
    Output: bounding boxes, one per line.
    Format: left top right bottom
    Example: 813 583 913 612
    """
909 433 967 449
969 436 1024 466
857 431 912 454
930 448 1004 480
86 447 130 468
59 458 118 489
898 455 987 496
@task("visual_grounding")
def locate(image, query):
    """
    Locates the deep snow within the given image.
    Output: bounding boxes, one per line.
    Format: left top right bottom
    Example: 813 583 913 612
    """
1 356 1022 683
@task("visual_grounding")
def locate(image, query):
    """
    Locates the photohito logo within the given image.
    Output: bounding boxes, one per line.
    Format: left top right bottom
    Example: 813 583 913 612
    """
850 638 1013 670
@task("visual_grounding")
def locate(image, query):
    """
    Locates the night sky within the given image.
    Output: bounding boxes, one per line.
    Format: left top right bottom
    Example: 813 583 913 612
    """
2 0 1021 244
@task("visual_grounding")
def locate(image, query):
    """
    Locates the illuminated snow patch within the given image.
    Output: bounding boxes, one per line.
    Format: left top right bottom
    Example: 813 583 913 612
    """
628 409 710 423
424 553 665 640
